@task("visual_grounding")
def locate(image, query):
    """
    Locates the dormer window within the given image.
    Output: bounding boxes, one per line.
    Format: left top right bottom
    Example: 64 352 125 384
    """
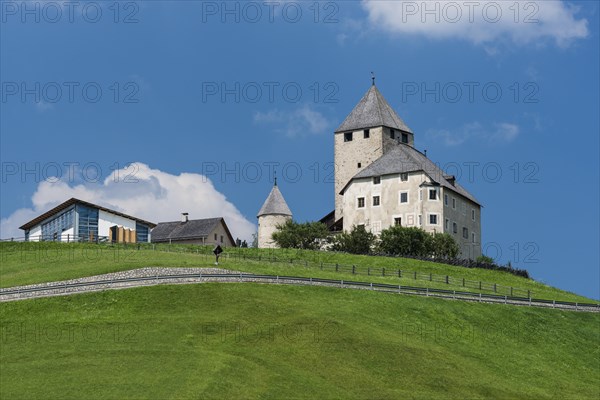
390 129 395 139
344 132 353 142
400 173 408 182
363 129 370 138
401 133 409 143
373 176 381 185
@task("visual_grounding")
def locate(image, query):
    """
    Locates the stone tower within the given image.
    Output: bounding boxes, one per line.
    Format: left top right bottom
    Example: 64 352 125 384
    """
334 83 414 221
257 179 292 248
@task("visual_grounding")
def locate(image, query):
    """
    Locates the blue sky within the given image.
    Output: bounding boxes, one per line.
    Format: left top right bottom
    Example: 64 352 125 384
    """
1 1 598 299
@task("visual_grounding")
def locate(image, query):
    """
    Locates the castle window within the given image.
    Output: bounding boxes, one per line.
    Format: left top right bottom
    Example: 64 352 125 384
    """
357 197 365 208
372 196 380 206
472 209 475 220
444 194 448 206
400 173 408 182
357 163 362 168
400 192 408 204
214 233 217 240
373 176 381 185
418 215 422 226
452 198 456 209
472 233 476 243
390 129 395 139
364 129 370 138
429 214 438 225
429 189 437 200
445 218 449 230
394 217 402 226
401 133 409 144
220 235 224 243
344 132 353 142
453 222 457 234
463 227 469 239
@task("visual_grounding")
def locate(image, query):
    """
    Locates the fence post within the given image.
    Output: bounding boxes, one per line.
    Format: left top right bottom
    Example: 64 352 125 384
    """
494 284 497 293
368 267 370 276
445 275 449 284
335 263 338 272
382 268 385 277
398 269 401 278
414 271 417 280
527 290 530 298
429 273 432 281
479 281 482 290
320 262 323 270
462 278 465 287
352 265 355 274
510 287 513 296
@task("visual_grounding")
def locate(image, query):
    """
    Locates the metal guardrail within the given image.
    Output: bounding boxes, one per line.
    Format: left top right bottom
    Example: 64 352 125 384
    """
1 272 598 312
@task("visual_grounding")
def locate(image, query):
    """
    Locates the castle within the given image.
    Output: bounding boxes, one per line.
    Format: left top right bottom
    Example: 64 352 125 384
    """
258 82 482 259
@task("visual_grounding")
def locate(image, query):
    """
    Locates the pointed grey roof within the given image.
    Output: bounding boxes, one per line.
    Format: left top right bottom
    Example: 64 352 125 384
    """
342 143 480 205
257 184 292 218
335 85 413 133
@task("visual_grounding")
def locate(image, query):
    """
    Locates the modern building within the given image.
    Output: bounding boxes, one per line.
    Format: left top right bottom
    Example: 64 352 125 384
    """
257 180 292 248
151 214 236 247
330 82 482 259
19 198 156 243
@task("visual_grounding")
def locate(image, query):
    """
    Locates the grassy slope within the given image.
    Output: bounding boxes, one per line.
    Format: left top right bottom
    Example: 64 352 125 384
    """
0 242 595 303
1 284 599 400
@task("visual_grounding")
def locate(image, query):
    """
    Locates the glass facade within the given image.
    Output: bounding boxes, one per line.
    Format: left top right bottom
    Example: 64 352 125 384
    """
41 208 74 241
76 204 99 242
136 222 150 243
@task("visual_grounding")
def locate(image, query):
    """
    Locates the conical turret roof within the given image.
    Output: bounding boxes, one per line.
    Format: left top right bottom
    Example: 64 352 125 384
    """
335 85 413 133
257 182 292 218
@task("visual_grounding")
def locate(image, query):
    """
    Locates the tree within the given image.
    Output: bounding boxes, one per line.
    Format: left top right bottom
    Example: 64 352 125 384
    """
476 255 495 264
271 220 329 250
329 225 376 255
427 232 460 259
378 226 430 257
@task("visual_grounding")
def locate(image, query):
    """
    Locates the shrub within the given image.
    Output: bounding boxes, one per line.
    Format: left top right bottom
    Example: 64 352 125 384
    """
329 225 376 255
272 220 329 250
378 226 430 257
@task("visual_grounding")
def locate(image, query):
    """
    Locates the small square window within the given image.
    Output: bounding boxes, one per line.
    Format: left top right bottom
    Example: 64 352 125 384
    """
364 129 370 138
463 227 469 239
400 173 408 182
357 197 365 208
429 214 438 225
390 129 395 139
394 217 402 226
401 133 408 143
344 132 353 142
357 162 362 168
453 222 457 234
220 235 224 243
357 224 365 230
400 192 408 203
373 176 381 185
214 233 217 240
373 196 380 206
429 189 437 200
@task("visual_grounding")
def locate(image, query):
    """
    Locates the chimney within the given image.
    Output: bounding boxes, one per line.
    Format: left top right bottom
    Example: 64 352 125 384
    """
424 149 428 158
181 213 189 223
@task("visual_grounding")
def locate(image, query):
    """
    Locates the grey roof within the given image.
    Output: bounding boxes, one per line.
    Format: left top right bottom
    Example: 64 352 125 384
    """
151 217 233 243
343 144 481 205
335 85 413 134
257 184 292 217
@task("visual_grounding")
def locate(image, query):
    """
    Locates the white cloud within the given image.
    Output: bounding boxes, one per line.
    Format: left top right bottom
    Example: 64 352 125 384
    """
0 163 256 242
254 105 331 137
427 122 520 146
361 0 588 47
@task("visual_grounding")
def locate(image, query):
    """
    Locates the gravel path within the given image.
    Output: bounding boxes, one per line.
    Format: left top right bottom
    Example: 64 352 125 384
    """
1 267 597 312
